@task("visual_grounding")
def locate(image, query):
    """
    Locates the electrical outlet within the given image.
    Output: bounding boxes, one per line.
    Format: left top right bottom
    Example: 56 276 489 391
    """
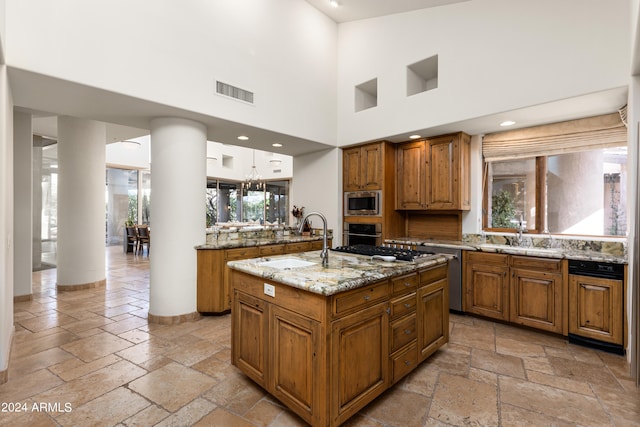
264 283 275 298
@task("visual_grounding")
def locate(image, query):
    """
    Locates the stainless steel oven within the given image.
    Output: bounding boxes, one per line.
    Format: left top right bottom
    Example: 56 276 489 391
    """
344 191 381 216
343 223 382 246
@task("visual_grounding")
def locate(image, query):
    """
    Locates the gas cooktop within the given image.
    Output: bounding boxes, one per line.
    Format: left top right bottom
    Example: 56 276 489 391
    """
331 244 434 262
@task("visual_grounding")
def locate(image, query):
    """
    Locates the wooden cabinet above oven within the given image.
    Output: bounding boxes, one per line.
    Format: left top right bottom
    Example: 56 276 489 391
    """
343 142 384 191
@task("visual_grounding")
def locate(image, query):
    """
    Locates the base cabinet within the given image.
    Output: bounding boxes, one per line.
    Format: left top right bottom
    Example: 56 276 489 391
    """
464 252 564 334
569 274 623 345
197 239 330 314
231 262 448 427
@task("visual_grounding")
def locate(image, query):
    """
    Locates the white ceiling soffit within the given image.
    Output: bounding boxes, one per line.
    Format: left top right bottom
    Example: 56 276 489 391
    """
305 0 470 23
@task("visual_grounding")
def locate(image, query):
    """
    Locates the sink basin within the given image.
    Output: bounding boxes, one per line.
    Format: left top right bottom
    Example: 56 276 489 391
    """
258 258 315 269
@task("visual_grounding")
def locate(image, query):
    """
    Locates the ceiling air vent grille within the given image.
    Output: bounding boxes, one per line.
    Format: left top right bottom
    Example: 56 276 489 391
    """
216 81 254 104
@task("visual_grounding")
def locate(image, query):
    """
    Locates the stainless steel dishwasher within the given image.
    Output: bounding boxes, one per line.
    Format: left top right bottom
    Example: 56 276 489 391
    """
415 245 462 312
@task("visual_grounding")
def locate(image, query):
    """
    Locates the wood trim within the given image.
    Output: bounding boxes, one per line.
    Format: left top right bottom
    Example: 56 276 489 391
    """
13 294 33 303
56 279 106 292
148 311 201 325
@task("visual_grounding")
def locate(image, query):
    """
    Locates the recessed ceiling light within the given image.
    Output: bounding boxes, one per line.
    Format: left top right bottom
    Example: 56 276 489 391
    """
330 0 339 7
237 135 249 140
272 143 283 147
500 120 516 127
409 134 421 139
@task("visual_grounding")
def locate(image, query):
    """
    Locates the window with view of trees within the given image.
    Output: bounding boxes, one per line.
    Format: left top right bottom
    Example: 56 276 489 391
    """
206 179 289 227
483 112 627 237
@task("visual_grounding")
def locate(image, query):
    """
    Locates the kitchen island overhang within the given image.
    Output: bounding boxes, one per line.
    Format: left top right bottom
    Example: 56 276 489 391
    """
228 250 450 427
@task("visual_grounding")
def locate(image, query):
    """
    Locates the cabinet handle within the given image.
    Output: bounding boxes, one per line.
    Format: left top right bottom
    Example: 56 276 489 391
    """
404 360 413 366
404 329 412 335
363 295 371 301
404 303 412 308
404 282 412 287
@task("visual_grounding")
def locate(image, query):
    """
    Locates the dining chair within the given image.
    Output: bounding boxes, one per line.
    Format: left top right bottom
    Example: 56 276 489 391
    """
136 224 150 256
125 226 138 255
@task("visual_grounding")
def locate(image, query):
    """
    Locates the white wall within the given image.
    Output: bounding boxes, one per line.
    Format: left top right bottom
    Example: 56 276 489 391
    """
5 0 338 145
13 111 31 297
0 63 14 377
292 148 342 244
105 136 293 182
337 0 630 145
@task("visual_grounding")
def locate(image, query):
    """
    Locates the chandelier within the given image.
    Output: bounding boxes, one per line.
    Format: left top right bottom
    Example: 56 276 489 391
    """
243 149 265 190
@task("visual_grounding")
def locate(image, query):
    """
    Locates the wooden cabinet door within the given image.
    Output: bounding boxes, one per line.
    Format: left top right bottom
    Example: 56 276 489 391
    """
426 135 457 210
465 261 509 321
396 140 426 209
343 143 383 191
232 291 268 388
417 278 449 361
331 301 389 426
343 147 363 191
569 275 623 345
510 268 563 333
270 305 321 426
360 143 383 190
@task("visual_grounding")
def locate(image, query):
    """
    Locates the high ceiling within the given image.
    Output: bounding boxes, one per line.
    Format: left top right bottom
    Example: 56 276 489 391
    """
304 0 470 23
20 0 627 156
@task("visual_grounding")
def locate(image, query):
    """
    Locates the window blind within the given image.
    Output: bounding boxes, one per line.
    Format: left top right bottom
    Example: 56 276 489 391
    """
482 111 627 162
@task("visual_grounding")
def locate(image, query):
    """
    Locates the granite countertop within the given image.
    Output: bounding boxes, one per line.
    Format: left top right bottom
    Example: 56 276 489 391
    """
386 236 627 264
196 234 325 250
227 250 449 296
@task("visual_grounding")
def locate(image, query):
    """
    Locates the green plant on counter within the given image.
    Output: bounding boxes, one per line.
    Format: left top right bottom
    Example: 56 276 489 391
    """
491 190 516 228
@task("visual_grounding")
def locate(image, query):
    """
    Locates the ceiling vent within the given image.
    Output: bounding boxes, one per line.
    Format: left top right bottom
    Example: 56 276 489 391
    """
216 80 254 104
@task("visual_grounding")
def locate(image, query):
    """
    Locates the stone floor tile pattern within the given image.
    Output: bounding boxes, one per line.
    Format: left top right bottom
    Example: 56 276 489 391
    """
0 246 638 426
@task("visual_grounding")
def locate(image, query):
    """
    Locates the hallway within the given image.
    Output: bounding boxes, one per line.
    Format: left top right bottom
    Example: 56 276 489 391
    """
1 246 638 426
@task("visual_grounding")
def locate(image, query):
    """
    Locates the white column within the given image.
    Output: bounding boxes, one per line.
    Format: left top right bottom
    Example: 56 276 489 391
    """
13 111 32 298
149 117 206 321
32 135 44 270
0 64 14 383
56 116 106 290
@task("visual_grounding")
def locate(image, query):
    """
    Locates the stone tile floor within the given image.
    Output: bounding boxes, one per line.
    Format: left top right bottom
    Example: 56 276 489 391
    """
1 246 638 426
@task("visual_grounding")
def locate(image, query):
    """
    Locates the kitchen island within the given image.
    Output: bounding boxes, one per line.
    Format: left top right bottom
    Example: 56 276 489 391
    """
227 251 449 427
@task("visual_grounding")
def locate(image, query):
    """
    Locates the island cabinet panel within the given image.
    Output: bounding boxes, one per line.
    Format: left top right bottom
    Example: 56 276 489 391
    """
331 302 389 426
230 260 449 427
232 292 267 388
271 305 322 424
417 277 449 361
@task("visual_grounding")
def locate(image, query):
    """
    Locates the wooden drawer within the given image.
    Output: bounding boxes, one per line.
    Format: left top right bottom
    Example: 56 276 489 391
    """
391 273 418 296
226 246 260 261
285 241 312 253
511 255 562 272
419 264 447 285
466 251 509 266
332 281 389 318
259 244 285 256
390 292 416 319
391 342 418 384
390 313 416 353
310 239 330 250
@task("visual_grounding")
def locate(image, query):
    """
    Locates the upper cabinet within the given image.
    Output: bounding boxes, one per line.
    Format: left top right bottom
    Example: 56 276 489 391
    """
343 142 384 191
396 132 471 211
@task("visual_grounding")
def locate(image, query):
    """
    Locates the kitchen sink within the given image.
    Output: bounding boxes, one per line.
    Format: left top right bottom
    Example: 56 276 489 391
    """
258 258 315 269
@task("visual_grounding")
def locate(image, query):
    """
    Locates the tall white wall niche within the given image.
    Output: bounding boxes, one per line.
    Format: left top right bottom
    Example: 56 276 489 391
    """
355 78 378 112
407 55 438 96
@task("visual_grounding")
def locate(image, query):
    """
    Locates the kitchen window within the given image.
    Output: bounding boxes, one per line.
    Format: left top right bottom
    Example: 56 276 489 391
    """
206 179 290 226
483 111 628 236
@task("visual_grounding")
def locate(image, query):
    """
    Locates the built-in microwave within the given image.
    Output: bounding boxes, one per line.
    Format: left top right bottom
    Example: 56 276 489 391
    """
344 190 381 216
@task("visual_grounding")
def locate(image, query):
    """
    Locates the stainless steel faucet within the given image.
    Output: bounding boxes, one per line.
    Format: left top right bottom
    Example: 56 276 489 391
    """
298 211 329 267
